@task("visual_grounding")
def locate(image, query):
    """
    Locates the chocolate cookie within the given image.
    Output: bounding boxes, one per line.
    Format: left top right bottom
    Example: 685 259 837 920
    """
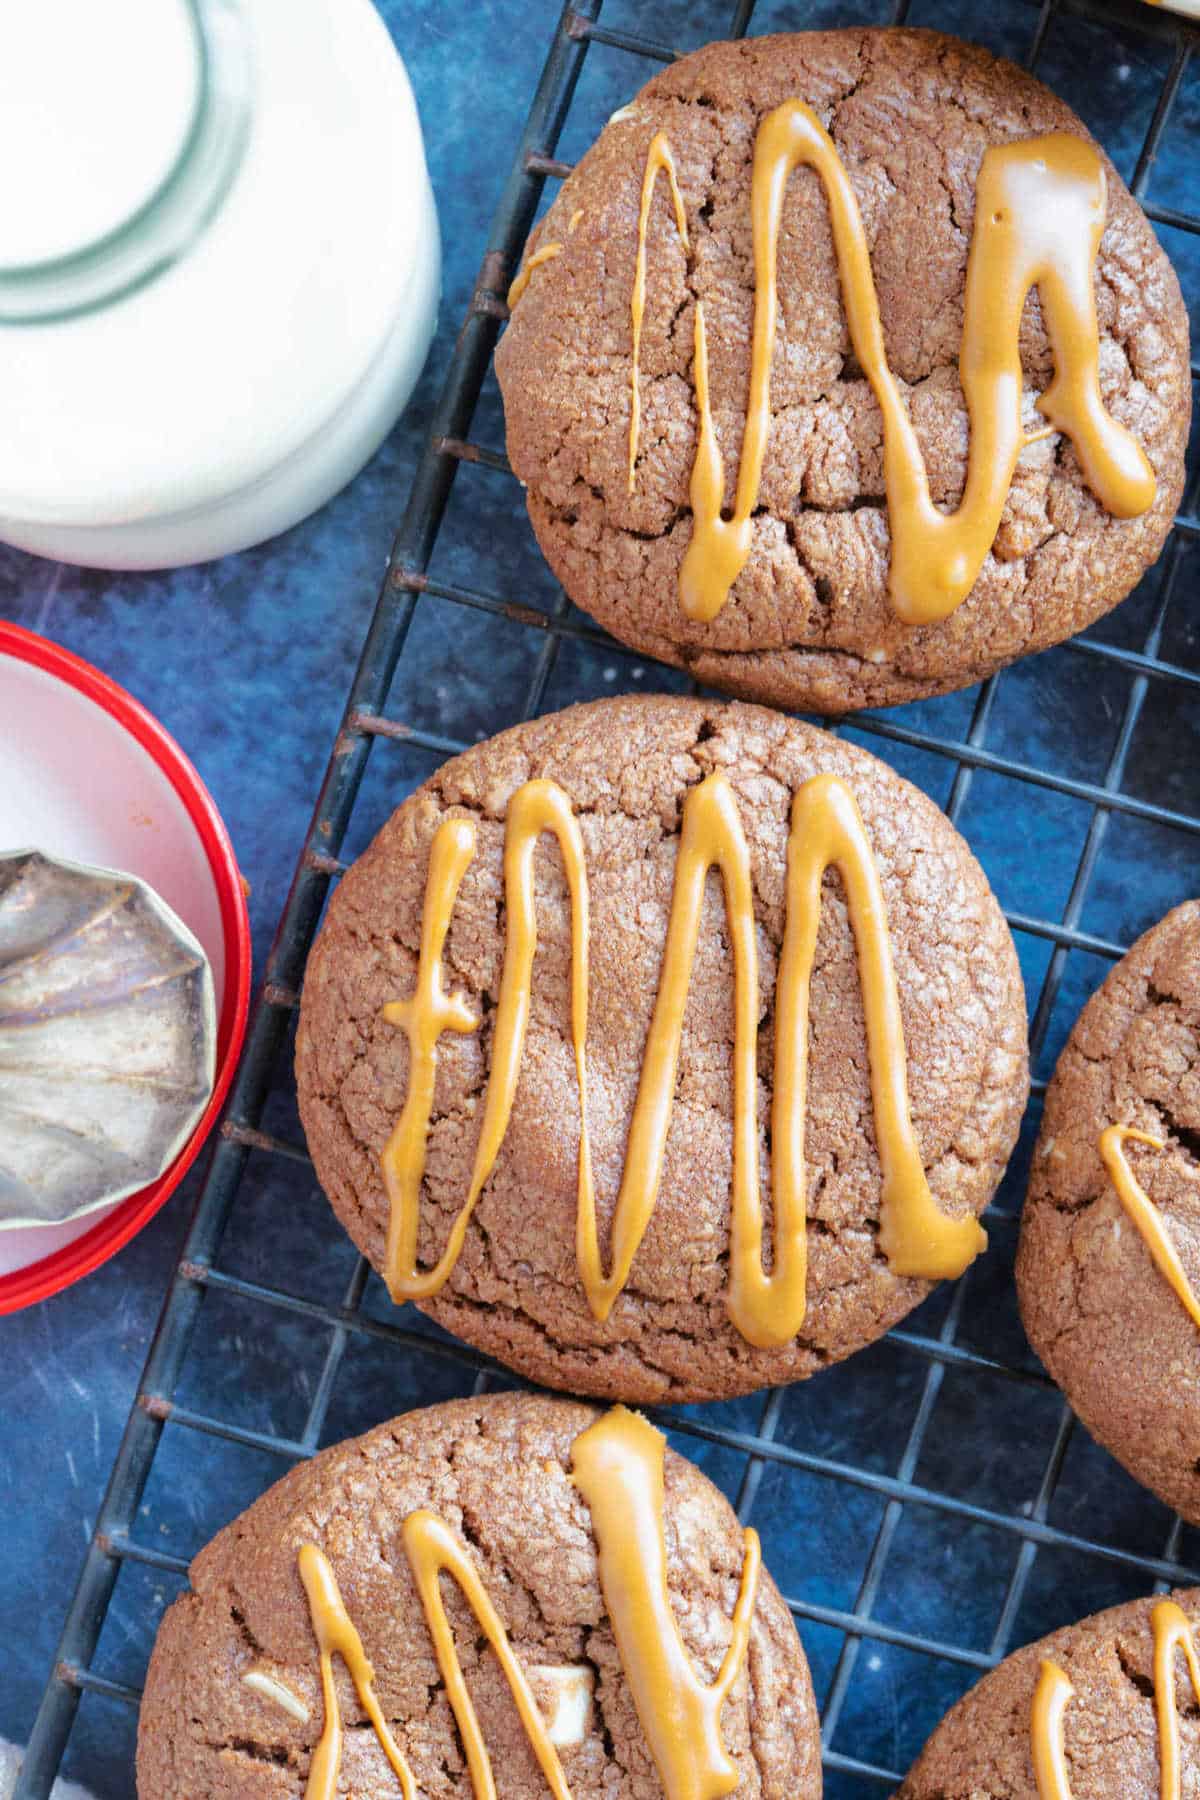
137 1392 820 1798
296 695 1028 1403
495 29 1190 713
897 1586 1200 1797
1017 901 1200 1521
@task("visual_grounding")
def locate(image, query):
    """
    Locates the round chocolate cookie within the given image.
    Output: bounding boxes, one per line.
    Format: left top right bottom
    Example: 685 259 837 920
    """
494 29 1190 713
296 695 1028 1403
1018 901 1200 1521
898 1586 1200 1796
137 1392 820 1798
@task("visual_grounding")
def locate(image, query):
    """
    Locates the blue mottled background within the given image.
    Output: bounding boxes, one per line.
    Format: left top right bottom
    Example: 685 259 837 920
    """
2 0 1198 1793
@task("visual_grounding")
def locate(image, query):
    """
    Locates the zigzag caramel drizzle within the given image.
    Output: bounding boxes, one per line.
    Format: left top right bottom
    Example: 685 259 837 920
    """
1099 1124 1200 1329
297 1406 759 1800
1028 1140 1200 1797
1032 1601 1200 1799
379 768 984 1350
625 103 1156 627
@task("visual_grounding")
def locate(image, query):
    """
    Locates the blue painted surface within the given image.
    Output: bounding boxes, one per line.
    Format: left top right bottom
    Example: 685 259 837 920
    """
1 2 1197 1795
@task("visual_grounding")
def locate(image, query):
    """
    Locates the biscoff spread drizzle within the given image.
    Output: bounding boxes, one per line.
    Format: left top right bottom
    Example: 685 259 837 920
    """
507 241 562 309
1099 1124 1200 1330
628 132 690 493
298 1405 759 1800
1030 1602 1200 1800
1030 1660 1075 1799
379 768 984 1349
381 779 591 1310
625 102 1155 627
1151 1600 1200 1800
297 1544 417 1800
571 1407 759 1800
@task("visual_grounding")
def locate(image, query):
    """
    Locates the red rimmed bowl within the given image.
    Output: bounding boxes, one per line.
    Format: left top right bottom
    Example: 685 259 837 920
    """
0 623 251 1312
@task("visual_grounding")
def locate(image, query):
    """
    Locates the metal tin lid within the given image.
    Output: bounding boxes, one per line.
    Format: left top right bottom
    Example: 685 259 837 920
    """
0 848 217 1229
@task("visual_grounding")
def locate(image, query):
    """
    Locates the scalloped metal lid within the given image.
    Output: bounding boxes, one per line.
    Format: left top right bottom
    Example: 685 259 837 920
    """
0 848 217 1229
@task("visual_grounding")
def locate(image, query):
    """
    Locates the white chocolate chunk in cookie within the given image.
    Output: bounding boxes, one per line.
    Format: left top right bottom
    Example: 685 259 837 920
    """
529 1665 594 1748
241 1668 311 1723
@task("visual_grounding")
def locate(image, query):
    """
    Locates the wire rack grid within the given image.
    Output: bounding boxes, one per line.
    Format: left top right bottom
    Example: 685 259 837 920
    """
15 0 1200 1792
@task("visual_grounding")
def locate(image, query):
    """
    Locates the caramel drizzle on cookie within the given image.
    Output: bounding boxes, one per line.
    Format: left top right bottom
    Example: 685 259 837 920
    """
1031 1602 1200 1800
626 103 1155 628
1031 1660 1075 1798
629 133 690 493
297 1405 760 1800
379 769 984 1350
1100 1124 1200 1330
507 241 563 310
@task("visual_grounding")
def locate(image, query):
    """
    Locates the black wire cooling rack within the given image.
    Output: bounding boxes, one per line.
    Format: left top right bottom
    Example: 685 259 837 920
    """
16 0 1200 1792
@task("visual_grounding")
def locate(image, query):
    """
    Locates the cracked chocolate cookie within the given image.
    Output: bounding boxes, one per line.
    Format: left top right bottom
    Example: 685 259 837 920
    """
494 29 1189 714
897 1585 1200 1797
136 1392 821 1799
1018 901 1200 1522
296 695 1028 1403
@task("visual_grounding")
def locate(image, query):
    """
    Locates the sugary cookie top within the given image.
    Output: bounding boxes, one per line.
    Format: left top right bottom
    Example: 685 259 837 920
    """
496 29 1190 710
297 696 1028 1403
1019 900 1200 1523
137 1392 819 1798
